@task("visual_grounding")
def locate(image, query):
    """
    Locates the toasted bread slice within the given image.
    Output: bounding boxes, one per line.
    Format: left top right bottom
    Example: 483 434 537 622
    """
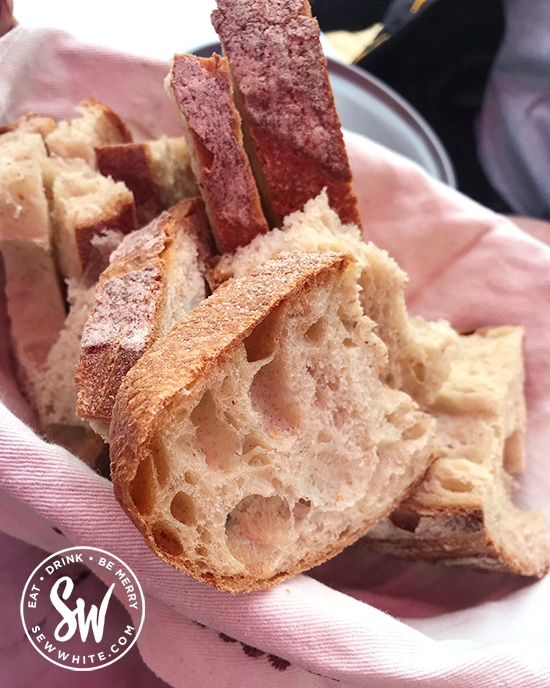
45 97 133 167
167 53 269 253
362 326 550 578
211 0 361 229
75 197 214 439
109 250 436 592
96 137 199 227
211 192 456 406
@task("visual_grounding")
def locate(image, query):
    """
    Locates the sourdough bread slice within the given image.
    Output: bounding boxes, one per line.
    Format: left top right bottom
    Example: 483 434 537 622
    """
362 326 550 578
36 280 102 427
96 137 199 227
48 158 137 283
0 131 52 246
211 0 362 229
109 250 436 592
0 240 67 412
45 97 133 167
0 130 67 420
35 280 111 469
167 53 269 253
75 197 214 440
211 191 456 406
0 128 121 465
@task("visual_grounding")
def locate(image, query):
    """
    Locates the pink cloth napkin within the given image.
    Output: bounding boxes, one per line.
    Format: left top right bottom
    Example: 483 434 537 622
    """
1 26 550 688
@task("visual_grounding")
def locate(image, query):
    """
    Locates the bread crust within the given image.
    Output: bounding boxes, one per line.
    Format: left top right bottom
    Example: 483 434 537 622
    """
96 143 161 227
211 0 362 229
367 502 550 578
45 97 133 167
168 53 269 253
75 197 213 428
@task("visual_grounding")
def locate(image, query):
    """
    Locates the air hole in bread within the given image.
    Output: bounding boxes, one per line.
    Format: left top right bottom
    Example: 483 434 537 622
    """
191 390 242 468
343 337 357 348
128 457 155 515
304 317 327 343
293 498 311 524
243 313 276 362
384 409 406 429
151 522 183 557
327 378 339 392
225 494 291 570
170 491 196 526
389 506 420 533
337 306 356 332
385 372 396 387
305 364 341 412
199 529 212 545
250 358 299 431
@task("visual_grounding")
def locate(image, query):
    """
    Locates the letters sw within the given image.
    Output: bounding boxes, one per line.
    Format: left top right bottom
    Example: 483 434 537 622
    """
50 576 115 643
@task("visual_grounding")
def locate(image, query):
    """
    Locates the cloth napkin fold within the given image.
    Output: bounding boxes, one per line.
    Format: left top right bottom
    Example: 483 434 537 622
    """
1 26 550 688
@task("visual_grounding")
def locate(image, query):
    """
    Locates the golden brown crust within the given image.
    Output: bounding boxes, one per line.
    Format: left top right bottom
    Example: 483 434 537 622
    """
168 53 269 253
80 97 133 145
212 0 362 229
96 143 162 227
75 197 212 424
44 97 133 167
75 194 137 279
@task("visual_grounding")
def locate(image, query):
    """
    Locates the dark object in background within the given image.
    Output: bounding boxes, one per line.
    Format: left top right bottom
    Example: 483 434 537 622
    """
311 0 509 213
312 0 392 31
